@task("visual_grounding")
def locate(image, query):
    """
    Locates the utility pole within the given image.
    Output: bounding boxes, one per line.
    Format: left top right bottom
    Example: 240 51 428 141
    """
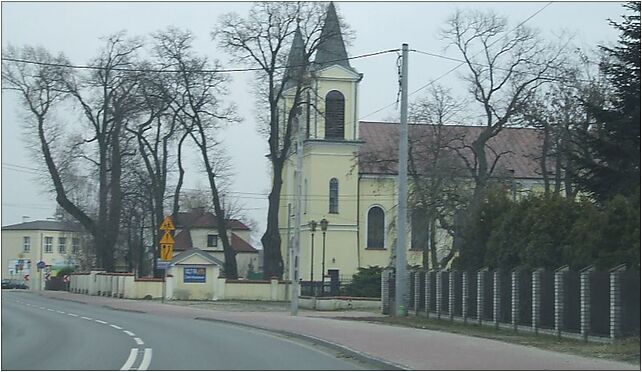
395 43 409 317
291 114 304 316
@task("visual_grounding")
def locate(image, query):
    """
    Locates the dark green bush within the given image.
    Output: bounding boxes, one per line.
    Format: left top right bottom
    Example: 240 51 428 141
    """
343 266 382 298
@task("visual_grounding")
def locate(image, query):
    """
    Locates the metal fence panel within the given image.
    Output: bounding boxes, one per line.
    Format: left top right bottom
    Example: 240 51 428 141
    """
466 271 477 319
518 270 532 326
483 271 493 321
620 270 640 337
500 271 512 323
408 271 416 311
441 272 450 314
428 271 437 312
589 271 610 337
540 270 555 329
418 272 426 312
453 272 463 317
563 270 581 333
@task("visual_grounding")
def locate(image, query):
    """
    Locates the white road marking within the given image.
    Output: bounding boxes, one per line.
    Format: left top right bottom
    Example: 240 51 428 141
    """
134 337 144 345
81 316 93 320
39 307 45 310
120 348 138 371
57 310 66 314
123 330 135 337
46 308 55 312
138 348 152 370
68 313 78 317
95 319 108 324
110 324 123 330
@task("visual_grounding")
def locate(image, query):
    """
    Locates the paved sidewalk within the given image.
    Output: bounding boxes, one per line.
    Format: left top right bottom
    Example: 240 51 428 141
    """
34 291 636 370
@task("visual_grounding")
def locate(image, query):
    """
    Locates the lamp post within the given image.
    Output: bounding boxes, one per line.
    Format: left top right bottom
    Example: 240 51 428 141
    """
319 218 329 296
309 220 317 296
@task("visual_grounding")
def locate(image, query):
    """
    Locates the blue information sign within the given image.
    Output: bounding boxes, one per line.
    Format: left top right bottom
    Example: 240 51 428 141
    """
36 261 46 269
184 267 206 283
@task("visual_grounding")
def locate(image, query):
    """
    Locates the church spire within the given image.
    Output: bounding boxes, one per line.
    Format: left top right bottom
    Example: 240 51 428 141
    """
283 26 306 90
314 2 351 70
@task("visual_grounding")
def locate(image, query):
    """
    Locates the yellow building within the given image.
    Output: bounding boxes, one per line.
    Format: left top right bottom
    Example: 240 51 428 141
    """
1 220 89 288
278 4 546 281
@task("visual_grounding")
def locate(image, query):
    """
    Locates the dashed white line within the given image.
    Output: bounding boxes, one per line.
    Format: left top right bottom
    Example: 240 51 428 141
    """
138 348 152 370
110 324 123 330
120 348 138 371
68 313 78 317
56 310 66 314
95 319 108 324
133 337 144 345
81 316 93 320
46 308 55 312
39 307 45 310
123 330 135 337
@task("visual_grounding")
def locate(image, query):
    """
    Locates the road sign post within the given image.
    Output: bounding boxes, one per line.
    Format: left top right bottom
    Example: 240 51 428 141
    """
159 216 175 303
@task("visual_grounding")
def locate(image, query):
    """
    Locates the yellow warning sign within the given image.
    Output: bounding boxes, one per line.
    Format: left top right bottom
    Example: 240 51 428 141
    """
159 216 175 231
160 244 174 261
160 231 175 245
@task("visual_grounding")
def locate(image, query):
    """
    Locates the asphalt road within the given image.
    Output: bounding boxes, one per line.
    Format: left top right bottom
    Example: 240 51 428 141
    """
1 291 366 370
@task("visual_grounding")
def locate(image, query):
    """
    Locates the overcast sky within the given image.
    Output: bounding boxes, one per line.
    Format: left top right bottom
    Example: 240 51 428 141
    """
1 1 625 243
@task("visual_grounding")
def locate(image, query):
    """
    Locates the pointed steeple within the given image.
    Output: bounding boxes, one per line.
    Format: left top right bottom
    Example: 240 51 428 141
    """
314 2 351 70
283 26 306 90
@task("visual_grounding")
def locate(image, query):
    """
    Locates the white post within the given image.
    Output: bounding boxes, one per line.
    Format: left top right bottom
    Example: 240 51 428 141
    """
395 43 409 317
291 99 304 316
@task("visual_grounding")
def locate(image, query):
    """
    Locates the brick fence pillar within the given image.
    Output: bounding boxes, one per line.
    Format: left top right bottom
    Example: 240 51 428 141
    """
462 271 468 324
449 270 456 321
493 270 501 328
414 270 421 315
580 265 594 341
477 268 487 325
425 270 432 318
532 268 543 334
436 270 443 319
555 265 569 338
610 264 627 341
512 269 519 331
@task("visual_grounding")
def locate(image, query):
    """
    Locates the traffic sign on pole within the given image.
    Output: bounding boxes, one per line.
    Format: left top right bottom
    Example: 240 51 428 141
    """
159 216 175 231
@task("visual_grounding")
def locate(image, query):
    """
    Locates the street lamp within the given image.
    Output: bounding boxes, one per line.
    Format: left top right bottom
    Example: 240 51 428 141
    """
308 220 317 296
319 218 329 296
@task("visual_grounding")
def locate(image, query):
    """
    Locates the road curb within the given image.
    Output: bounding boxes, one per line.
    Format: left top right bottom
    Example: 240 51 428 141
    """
195 316 408 370
101 305 147 313
35 291 87 304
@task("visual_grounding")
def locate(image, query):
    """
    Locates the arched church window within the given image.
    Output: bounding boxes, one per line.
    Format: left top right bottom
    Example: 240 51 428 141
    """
367 206 385 248
329 178 339 213
324 90 345 139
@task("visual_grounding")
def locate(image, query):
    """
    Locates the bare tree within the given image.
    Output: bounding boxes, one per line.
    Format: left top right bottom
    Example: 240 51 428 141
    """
442 9 565 204
153 28 240 278
214 2 347 278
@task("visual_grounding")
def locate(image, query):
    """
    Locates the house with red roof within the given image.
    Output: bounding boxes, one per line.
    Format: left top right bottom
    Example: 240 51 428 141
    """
173 207 259 278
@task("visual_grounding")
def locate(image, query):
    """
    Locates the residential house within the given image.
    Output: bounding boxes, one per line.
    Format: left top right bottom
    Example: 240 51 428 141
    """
173 208 260 278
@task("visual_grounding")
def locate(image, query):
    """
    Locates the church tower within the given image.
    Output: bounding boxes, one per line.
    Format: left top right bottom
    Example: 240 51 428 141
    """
279 3 363 283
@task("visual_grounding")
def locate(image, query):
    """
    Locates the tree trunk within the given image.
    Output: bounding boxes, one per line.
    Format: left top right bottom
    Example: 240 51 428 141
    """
261 161 285 279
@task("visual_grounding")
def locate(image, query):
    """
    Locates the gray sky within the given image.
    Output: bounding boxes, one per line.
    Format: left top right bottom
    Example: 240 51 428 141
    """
1 1 625 242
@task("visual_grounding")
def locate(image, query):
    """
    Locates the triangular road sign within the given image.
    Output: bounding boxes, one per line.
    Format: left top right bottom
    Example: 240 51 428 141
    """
160 216 175 231
160 231 175 245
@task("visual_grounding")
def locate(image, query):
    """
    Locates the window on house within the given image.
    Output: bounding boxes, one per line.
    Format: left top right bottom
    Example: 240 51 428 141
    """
44 237 53 253
23 236 31 252
367 206 385 248
72 238 80 254
329 178 339 214
411 209 429 251
58 237 67 254
324 90 345 139
207 234 218 248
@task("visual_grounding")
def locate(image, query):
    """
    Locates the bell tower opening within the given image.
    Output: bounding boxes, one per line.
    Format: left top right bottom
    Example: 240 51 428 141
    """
324 90 345 139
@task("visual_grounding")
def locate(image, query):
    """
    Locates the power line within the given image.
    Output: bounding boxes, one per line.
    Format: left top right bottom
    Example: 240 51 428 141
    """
359 2 554 120
1 49 399 74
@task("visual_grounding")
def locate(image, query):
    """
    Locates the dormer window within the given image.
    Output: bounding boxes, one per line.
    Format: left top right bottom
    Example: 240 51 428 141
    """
324 90 345 139
207 234 218 248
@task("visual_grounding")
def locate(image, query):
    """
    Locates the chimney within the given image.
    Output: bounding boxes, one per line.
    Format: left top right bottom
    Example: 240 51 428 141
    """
21 216 30 223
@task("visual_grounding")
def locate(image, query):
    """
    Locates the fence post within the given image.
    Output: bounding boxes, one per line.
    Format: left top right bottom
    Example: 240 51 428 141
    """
477 268 487 325
609 264 627 341
555 265 569 338
381 268 390 315
580 265 594 341
512 269 519 331
425 270 433 318
462 271 468 324
414 271 421 315
449 270 456 321
493 270 500 329
436 270 443 319
532 268 543 334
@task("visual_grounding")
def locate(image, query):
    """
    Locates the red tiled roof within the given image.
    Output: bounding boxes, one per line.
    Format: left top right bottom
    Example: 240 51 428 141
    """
175 209 249 230
231 233 258 253
358 121 546 179
173 229 193 250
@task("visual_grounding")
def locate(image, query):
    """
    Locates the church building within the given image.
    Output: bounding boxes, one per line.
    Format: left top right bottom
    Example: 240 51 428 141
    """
278 3 546 282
